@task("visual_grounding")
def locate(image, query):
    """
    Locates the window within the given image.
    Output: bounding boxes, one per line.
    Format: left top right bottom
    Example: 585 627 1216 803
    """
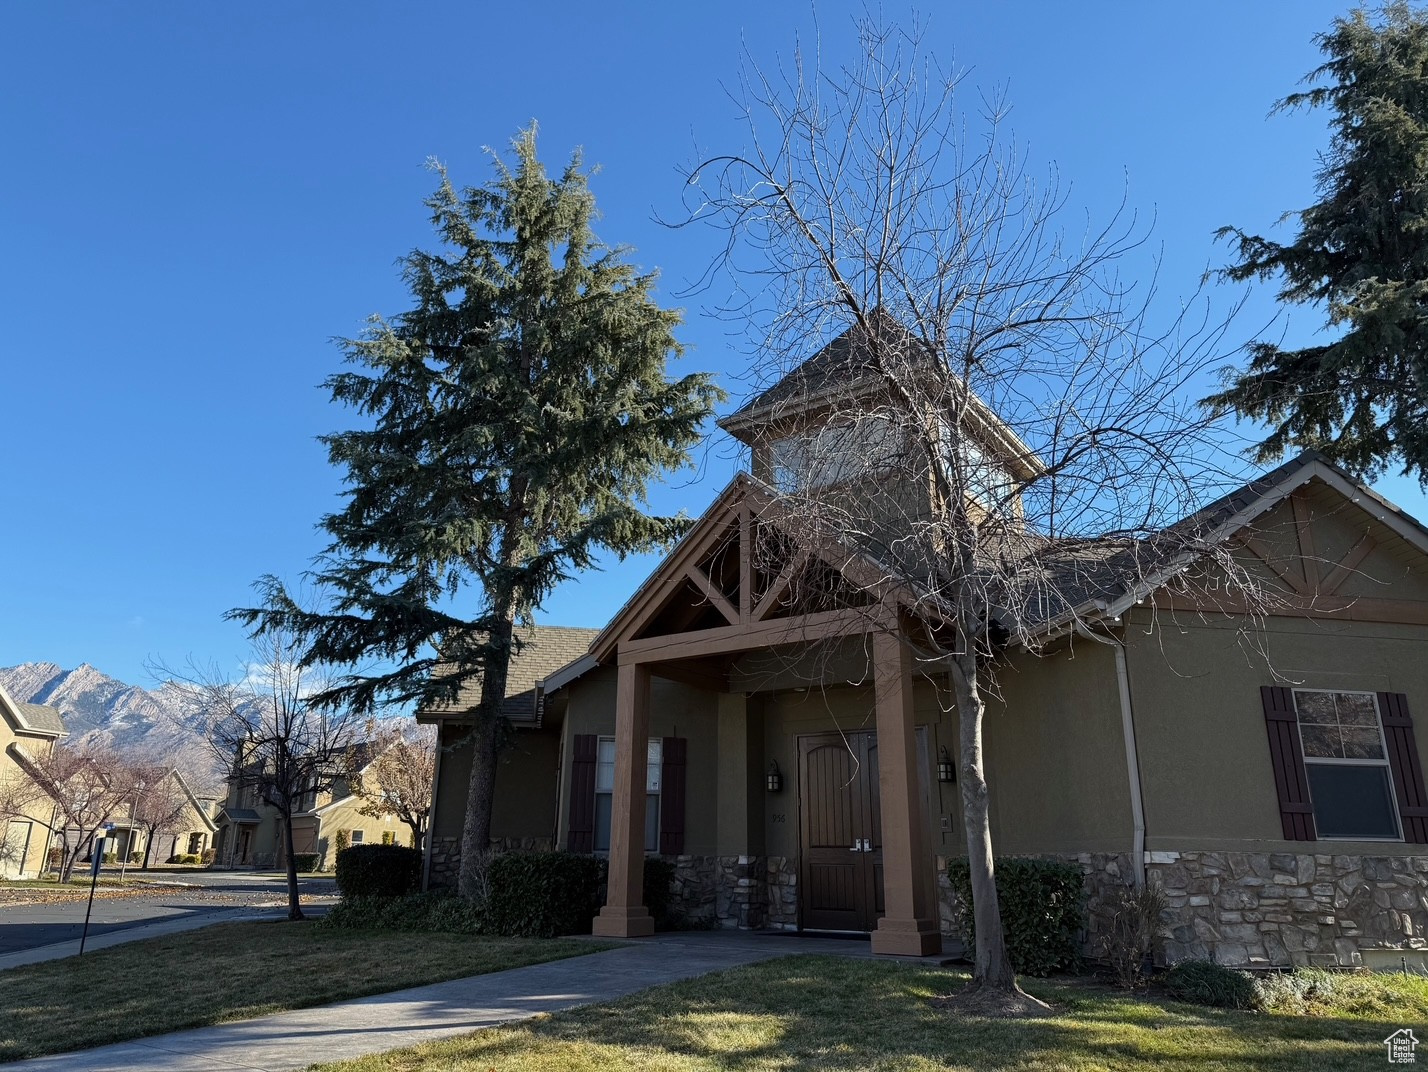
769 418 902 493
349 829 365 844
593 737 661 853
1294 690 1401 840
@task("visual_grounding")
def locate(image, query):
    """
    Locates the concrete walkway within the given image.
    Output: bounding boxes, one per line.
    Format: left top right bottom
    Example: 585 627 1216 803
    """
9 932 894 1072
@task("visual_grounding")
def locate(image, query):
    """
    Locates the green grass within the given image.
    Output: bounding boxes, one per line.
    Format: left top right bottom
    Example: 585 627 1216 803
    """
310 955 1428 1072
0 920 606 1062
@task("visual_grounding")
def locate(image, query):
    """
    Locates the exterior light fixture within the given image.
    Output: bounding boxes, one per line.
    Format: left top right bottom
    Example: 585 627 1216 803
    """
938 747 956 784
766 760 783 794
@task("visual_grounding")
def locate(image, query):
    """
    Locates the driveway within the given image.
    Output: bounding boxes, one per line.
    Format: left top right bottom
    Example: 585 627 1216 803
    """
0 871 337 955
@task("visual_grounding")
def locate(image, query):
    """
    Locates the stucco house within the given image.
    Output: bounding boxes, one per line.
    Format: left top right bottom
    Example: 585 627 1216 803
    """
107 768 218 865
422 320 1428 970
214 742 417 869
0 682 66 877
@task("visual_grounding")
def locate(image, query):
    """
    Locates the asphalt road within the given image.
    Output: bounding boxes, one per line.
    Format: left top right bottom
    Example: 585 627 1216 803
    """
0 871 338 955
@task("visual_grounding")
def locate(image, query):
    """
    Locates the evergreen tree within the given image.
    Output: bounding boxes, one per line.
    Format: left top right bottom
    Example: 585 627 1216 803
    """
1209 3 1428 482
231 126 721 897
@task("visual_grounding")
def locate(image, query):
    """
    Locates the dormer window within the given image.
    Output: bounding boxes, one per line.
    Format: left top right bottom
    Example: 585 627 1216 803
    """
940 424 1015 511
769 417 902 493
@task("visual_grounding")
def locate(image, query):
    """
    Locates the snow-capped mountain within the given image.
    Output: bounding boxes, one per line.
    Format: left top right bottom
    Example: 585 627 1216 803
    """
0 662 221 789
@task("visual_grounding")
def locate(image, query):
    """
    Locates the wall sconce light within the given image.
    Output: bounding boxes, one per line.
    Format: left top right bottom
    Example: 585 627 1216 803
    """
938 747 956 784
766 760 783 793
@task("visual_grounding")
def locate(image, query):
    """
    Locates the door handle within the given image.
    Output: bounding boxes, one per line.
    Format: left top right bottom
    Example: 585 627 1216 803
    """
849 838 872 852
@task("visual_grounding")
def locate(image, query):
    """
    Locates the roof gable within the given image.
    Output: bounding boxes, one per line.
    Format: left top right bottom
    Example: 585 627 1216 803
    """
0 682 66 738
418 624 602 725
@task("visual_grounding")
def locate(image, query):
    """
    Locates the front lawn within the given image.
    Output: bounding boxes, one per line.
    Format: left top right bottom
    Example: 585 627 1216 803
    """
0 920 606 1062
312 954 1428 1072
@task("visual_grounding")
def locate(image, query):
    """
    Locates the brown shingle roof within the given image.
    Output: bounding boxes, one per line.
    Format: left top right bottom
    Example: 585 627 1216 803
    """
420 624 600 725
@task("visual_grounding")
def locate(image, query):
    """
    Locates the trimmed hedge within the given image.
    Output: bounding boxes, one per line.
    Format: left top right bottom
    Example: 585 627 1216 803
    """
483 852 605 938
290 852 319 872
334 844 422 898
327 852 684 938
946 857 1086 976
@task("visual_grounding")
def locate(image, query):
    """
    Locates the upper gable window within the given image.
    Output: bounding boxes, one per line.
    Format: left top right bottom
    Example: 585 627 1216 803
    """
937 424 1014 509
1293 689 1401 840
769 417 902 493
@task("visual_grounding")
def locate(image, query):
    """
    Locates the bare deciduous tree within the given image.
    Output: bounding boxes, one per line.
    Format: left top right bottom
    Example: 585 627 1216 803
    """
683 20 1266 1006
0 742 126 881
161 632 361 920
344 720 436 847
116 765 194 869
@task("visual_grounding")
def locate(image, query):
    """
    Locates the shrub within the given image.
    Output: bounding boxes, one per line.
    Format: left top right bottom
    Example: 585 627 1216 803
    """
290 852 318 872
127 851 143 864
168 853 202 865
1164 959 1258 1009
381 831 395 845
334 844 422 899
200 848 215 865
334 830 350 856
1100 883 1168 989
643 857 677 925
102 852 118 864
946 857 1086 976
482 852 605 938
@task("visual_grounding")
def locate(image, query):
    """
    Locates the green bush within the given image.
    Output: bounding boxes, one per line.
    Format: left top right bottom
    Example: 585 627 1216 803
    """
334 844 422 898
642 857 677 925
323 892 484 932
167 853 202 865
946 857 1086 976
290 852 319 872
483 852 605 938
199 848 215 865
1164 959 1258 1009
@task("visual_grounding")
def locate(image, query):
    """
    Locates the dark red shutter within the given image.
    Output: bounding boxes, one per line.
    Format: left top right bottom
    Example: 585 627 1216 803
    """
659 736 687 855
1377 693 1428 844
1261 686 1316 841
567 734 598 854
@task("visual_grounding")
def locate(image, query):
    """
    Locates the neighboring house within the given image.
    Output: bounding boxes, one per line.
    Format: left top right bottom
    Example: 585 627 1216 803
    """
107 768 218 864
213 743 412 869
0 682 66 877
423 319 1428 970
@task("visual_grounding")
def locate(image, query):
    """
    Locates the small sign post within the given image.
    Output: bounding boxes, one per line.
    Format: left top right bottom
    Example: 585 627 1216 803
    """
79 834 105 956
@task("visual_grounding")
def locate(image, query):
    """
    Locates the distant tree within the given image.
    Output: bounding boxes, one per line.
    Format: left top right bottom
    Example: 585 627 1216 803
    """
344 721 436 847
162 632 361 919
1209 2 1428 482
115 765 193 869
230 124 721 898
0 742 125 881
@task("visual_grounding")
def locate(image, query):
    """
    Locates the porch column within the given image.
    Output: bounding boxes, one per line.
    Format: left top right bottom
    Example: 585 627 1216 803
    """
871 630 942 956
593 660 655 937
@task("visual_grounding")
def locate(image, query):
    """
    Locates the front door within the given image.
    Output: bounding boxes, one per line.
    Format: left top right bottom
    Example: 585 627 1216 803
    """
798 731 884 931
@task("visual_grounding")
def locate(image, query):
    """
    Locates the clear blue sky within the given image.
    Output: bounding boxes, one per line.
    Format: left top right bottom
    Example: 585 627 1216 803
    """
0 1 1402 687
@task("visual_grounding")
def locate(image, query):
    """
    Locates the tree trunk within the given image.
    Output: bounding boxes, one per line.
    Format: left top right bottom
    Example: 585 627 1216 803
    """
456 714 501 900
456 601 518 901
141 828 155 871
281 812 303 920
951 654 1018 992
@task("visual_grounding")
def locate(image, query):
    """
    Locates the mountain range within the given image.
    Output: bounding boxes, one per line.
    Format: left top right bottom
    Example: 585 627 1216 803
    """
0 662 221 790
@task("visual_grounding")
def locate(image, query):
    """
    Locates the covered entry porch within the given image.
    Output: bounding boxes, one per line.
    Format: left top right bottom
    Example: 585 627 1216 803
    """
584 476 946 956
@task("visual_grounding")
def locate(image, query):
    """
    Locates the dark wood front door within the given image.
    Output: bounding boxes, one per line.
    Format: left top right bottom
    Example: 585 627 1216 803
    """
799 731 884 932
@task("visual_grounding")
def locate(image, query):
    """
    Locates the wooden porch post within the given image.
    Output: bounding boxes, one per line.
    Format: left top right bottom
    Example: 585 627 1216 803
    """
871 630 942 956
593 661 655 937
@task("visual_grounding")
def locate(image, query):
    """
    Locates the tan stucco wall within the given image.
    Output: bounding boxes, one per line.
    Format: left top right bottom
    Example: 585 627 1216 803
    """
433 722 563 845
0 727 58 877
980 641 1134 855
1126 609 1428 854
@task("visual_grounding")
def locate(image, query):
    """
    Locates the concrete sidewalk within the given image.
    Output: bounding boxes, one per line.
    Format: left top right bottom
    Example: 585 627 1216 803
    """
8 932 887 1072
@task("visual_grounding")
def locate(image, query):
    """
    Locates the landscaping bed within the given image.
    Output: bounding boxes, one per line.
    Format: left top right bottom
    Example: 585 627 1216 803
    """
310 954 1428 1072
0 919 606 1062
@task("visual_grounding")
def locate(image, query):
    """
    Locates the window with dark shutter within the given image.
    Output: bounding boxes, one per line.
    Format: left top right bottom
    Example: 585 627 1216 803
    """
567 734 598 853
1260 686 1316 841
659 737 687 855
1378 693 1428 844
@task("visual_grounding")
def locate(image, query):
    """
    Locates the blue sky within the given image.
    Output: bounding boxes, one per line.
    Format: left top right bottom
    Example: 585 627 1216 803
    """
0 1 1399 688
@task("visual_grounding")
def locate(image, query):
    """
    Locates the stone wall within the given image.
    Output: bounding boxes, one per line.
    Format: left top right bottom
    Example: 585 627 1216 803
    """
1147 850 1428 968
